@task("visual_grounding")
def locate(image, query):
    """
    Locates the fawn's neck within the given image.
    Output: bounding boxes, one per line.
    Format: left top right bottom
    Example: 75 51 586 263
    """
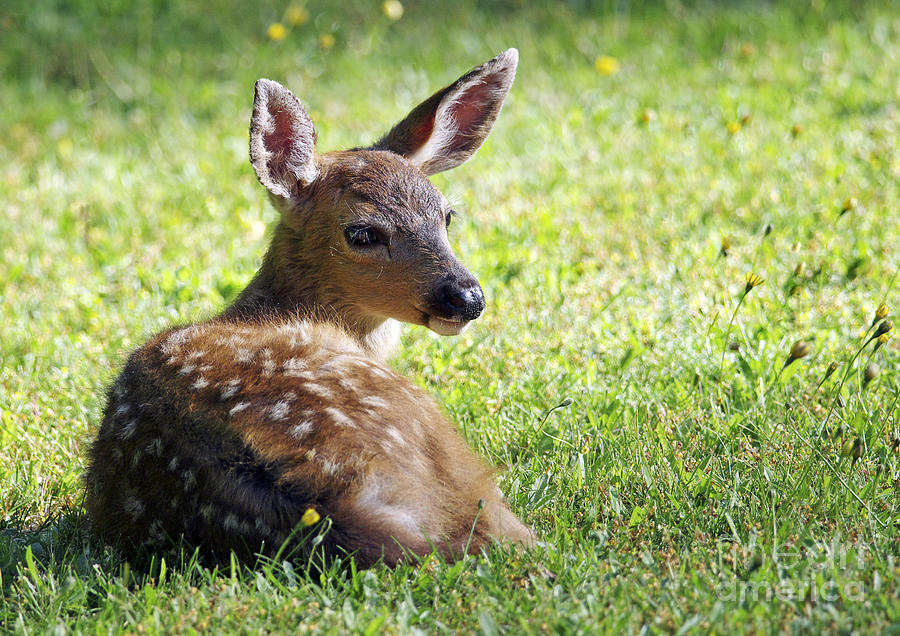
220 225 401 361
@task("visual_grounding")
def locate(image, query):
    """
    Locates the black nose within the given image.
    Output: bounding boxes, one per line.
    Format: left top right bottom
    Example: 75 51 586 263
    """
438 280 485 321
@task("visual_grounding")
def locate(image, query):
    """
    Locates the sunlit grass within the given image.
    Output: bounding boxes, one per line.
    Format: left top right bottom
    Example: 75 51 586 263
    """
2 0 900 632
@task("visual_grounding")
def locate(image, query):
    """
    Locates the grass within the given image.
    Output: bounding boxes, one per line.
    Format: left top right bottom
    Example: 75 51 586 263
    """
3 0 900 632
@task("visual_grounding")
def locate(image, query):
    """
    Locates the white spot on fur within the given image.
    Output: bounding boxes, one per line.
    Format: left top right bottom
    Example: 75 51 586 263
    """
230 402 250 416
284 368 316 381
160 328 190 355
114 404 130 417
254 517 274 538
219 379 241 400
318 456 340 476
182 470 197 491
223 513 240 532
123 497 145 521
234 348 253 364
302 383 334 400
216 333 248 348
283 357 307 372
337 377 357 391
268 400 292 421
360 396 389 410
385 427 406 448
354 480 420 535
118 419 138 440
178 364 196 376
169 324 206 355
325 407 354 427
167 456 178 472
368 365 393 380
320 354 363 373
186 350 205 361
277 321 311 346
260 348 275 376
146 437 163 456
289 420 314 439
130 451 142 468
200 504 215 522
191 377 210 390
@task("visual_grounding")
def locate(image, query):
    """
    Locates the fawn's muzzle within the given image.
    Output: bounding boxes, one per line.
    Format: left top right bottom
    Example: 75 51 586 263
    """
421 274 485 336
438 280 485 321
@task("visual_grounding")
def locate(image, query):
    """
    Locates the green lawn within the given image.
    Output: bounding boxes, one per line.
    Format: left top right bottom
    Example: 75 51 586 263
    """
3 0 900 632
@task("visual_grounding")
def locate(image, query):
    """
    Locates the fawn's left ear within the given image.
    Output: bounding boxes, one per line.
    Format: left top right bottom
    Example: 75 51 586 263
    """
371 49 518 176
250 79 318 200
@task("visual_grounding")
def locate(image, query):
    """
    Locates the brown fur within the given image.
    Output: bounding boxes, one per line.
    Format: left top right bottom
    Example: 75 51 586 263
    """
85 50 532 567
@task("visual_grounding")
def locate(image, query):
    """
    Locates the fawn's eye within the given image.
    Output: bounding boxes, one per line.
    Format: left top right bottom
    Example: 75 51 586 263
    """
344 225 379 248
445 210 456 228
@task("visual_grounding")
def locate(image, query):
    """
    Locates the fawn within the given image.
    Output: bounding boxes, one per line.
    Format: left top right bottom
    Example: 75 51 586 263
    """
85 49 534 567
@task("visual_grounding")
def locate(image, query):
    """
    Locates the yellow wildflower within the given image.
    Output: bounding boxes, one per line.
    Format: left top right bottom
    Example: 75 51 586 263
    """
301 508 321 526
720 235 731 257
382 0 404 20
267 23 287 41
319 33 335 50
873 303 889 326
286 6 309 26
595 55 620 76
744 272 764 294
841 197 857 213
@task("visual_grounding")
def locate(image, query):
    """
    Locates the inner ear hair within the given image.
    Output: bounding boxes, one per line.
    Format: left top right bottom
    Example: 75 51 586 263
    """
250 78 318 200
370 49 518 175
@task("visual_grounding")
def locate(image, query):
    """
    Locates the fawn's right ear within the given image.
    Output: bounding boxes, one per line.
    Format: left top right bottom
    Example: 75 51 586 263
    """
250 79 318 200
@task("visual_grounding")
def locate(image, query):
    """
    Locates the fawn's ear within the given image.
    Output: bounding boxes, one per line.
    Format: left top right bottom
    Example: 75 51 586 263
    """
250 79 318 200
371 49 518 176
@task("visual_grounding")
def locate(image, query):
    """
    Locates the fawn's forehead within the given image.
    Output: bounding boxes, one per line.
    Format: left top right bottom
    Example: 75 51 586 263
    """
321 150 447 221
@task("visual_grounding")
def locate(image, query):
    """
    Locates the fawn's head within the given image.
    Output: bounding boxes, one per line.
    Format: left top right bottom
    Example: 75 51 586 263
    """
246 50 518 338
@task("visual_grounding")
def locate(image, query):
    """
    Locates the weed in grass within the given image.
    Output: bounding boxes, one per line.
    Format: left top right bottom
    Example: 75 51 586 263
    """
719 271 764 370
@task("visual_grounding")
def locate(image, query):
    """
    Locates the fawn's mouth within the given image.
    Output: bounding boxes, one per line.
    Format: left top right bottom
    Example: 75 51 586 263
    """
417 309 471 336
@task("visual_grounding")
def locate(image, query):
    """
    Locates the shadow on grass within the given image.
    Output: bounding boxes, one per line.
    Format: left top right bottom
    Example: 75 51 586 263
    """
0 508 336 587
0 506 503 616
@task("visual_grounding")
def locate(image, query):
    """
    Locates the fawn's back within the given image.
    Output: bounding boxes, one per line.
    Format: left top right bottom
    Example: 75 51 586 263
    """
85 49 533 566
